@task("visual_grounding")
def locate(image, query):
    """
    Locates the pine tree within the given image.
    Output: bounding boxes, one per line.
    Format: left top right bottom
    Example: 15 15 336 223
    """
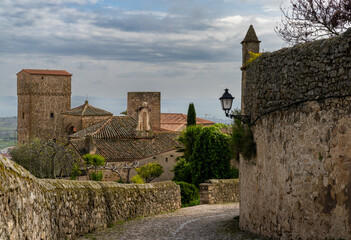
187 103 196 127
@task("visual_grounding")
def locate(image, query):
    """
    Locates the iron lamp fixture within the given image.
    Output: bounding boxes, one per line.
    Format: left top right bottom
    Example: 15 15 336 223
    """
219 88 251 125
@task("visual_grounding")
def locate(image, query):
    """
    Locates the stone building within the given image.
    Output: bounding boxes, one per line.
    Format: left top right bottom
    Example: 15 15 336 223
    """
17 69 72 143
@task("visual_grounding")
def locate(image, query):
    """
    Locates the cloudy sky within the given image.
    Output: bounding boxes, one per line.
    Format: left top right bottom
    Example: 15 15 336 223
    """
0 0 289 120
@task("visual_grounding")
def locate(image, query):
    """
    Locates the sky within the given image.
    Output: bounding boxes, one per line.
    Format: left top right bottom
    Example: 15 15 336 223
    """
0 0 289 121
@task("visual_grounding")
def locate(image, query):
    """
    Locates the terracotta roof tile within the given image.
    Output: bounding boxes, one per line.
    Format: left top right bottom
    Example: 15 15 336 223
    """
63 100 113 117
70 116 137 139
160 113 214 131
17 69 72 76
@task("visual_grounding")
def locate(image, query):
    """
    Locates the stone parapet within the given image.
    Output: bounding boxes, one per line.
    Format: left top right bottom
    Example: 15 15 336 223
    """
200 179 239 204
0 156 181 240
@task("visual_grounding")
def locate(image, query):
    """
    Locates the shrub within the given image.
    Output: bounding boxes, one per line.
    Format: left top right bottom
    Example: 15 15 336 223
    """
131 174 145 184
171 157 192 183
90 170 103 181
136 162 164 183
175 181 199 206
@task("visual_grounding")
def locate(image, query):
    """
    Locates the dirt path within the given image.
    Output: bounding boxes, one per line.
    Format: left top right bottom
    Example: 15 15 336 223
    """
77 203 268 240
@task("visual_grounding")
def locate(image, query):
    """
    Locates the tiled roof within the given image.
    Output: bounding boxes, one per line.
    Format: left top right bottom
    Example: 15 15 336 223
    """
17 69 72 76
70 132 180 162
63 100 113 117
160 113 214 131
70 116 136 139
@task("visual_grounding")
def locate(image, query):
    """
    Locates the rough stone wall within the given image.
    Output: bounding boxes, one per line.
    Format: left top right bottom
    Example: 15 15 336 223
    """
0 156 181 240
17 72 71 143
199 179 239 204
62 114 83 136
127 92 161 129
240 29 351 239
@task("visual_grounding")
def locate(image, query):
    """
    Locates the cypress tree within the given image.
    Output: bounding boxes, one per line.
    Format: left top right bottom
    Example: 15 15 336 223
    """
187 103 196 127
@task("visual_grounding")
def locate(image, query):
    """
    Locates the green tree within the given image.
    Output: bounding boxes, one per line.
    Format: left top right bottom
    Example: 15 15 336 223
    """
189 127 233 186
135 162 164 183
173 126 237 186
177 125 202 160
131 174 145 184
187 103 196 127
83 153 106 181
10 138 81 179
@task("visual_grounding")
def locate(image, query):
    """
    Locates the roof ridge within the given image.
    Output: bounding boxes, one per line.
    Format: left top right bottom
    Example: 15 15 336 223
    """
81 102 88 116
91 116 114 136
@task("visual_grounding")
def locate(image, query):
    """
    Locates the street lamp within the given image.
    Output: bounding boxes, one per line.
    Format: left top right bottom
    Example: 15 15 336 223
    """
219 88 251 125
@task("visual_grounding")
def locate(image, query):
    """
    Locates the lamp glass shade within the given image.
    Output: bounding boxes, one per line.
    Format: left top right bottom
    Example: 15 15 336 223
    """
219 88 234 111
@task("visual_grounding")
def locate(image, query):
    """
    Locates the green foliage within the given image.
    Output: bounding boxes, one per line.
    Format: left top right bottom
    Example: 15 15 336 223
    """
83 153 106 167
177 125 202 160
174 126 238 186
213 123 230 129
171 157 192 183
245 51 262 65
136 162 164 183
120 110 127 115
187 102 196 126
175 181 199 206
131 174 145 184
70 163 82 180
230 109 256 162
90 171 103 181
228 166 239 179
10 138 81 179
83 154 106 181
189 126 233 186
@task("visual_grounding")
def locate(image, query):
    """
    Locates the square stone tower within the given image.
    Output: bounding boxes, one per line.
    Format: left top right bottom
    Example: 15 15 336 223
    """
127 92 161 129
17 69 72 143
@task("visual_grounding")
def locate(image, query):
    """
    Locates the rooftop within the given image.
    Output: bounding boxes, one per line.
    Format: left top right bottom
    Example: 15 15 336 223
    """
17 69 72 76
63 100 113 117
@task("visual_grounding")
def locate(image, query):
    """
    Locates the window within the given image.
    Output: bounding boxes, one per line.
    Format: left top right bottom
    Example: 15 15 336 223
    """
165 157 168 162
50 112 54 118
22 112 25 119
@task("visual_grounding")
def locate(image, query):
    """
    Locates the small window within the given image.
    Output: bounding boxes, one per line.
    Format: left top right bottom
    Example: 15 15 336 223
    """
170 155 174 157
153 156 157 159
165 157 168 162
50 112 54 118
41 76 44 79
22 112 25 119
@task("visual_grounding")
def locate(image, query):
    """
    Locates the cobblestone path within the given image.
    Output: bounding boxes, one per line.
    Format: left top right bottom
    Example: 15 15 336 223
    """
77 203 269 240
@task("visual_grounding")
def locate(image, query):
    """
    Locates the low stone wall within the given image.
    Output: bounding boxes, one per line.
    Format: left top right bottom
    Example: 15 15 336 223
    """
199 179 239 204
0 156 181 240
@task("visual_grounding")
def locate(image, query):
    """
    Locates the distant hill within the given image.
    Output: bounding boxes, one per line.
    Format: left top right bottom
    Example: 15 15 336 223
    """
0 116 17 148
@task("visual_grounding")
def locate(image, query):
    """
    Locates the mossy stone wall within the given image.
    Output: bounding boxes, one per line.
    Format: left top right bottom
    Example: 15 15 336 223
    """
0 156 180 240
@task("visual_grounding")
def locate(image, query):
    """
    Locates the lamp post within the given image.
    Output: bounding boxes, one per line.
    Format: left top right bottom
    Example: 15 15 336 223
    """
219 88 251 125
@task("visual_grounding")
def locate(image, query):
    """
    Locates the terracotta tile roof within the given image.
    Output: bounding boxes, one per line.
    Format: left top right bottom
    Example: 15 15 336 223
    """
17 69 72 76
160 113 214 131
70 131 180 162
63 100 113 117
70 116 136 139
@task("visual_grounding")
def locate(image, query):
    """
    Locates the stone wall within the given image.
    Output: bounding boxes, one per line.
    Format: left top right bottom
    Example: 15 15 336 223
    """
199 179 239 204
240 29 351 239
0 156 181 240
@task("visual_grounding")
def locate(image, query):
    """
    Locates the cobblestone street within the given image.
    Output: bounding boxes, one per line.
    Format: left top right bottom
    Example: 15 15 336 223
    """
77 203 269 240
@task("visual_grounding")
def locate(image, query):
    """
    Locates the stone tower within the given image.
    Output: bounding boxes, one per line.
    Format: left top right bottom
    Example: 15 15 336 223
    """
241 25 260 113
127 92 161 129
17 69 72 143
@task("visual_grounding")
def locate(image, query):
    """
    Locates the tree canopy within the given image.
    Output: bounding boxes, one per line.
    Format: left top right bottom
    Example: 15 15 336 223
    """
276 0 351 45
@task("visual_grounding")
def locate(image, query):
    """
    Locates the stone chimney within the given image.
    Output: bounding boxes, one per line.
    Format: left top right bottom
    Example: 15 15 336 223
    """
84 135 96 154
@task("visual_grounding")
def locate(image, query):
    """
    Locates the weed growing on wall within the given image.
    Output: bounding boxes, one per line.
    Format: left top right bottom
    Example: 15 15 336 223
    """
245 51 262 65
